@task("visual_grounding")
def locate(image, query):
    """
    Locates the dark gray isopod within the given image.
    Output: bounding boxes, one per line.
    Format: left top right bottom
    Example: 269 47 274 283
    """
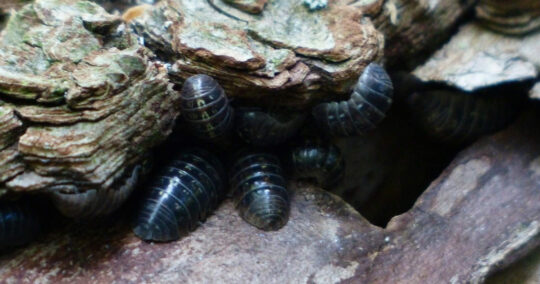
313 63 393 137
289 141 345 188
230 152 290 231
133 149 225 242
235 107 306 146
179 74 234 141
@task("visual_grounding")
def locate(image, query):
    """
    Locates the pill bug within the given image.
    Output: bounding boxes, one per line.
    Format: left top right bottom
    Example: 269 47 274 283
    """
133 149 225 242
0 198 46 249
476 0 540 35
179 74 234 142
235 107 306 147
49 164 143 219
407 89 525 144
230 152 290 231
312 63 394 137
289 141 345 188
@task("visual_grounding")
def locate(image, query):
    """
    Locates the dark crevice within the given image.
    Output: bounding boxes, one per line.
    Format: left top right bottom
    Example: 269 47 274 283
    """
335 105 460 227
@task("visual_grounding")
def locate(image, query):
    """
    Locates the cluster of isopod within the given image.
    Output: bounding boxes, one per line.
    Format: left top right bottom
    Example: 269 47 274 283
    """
2 56 527 248
0 63 394 247
130 62 394 241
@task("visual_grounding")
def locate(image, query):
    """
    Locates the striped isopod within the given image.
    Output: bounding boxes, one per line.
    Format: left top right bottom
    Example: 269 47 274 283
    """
407 89 524 144
49 164 143 219
179 74 234 142
289 141 345 188
235 107 306 146
0 199 46 249
133 149 225 242
230 152 290 231
312 63 393 137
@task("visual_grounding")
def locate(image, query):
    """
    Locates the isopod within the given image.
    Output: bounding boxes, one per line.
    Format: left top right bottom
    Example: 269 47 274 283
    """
235 107 306 146
49 164 143 219
289 141 345 188
179 74 234 142
0 199 46 249
230 152 290 231
407 89 524 144
133 149 225 242
312 63 393 137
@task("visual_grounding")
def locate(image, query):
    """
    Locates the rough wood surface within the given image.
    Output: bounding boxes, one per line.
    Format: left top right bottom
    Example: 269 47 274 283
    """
0 0 31 12
364 110 540 283
372 0 476 69
0 0 180 200
132 0 384 105
413 23 539 92
1 109 540 283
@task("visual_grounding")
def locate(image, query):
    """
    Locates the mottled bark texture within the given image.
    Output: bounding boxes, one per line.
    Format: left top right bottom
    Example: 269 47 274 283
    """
0 0 179 199
131 0 385 106
413 23 539 92
1 110 540 283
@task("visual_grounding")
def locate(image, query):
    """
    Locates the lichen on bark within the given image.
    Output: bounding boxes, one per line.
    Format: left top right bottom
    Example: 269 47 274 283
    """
0 0 180 198
132 0 384 106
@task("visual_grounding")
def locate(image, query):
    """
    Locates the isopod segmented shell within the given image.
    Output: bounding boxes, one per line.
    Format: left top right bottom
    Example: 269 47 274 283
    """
230 152 290 231
49 164 143 219
133 149 225 242
0 199 46 249
408 90 524 144
235 107 306 146
289 141 345 188
180 74 234 141
313 63 393 137
476 0 540 35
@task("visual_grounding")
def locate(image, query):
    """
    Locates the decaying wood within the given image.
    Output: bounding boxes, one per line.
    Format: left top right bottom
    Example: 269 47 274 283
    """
413 23 539 92
132 0 384 106
372 0 476 69
0 0 31 13
363 110 540 283
0 0 180 200
1 109 539 283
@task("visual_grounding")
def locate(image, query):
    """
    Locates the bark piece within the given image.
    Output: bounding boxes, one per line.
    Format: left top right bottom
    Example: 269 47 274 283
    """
0 106 24 151
0 0 179 197
362 111 540 283
0 0 32 14
413 23 539 92
132 0 383 105
372 0 476 69
0 146 24 184
223 0 267 14
1 111 540 282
